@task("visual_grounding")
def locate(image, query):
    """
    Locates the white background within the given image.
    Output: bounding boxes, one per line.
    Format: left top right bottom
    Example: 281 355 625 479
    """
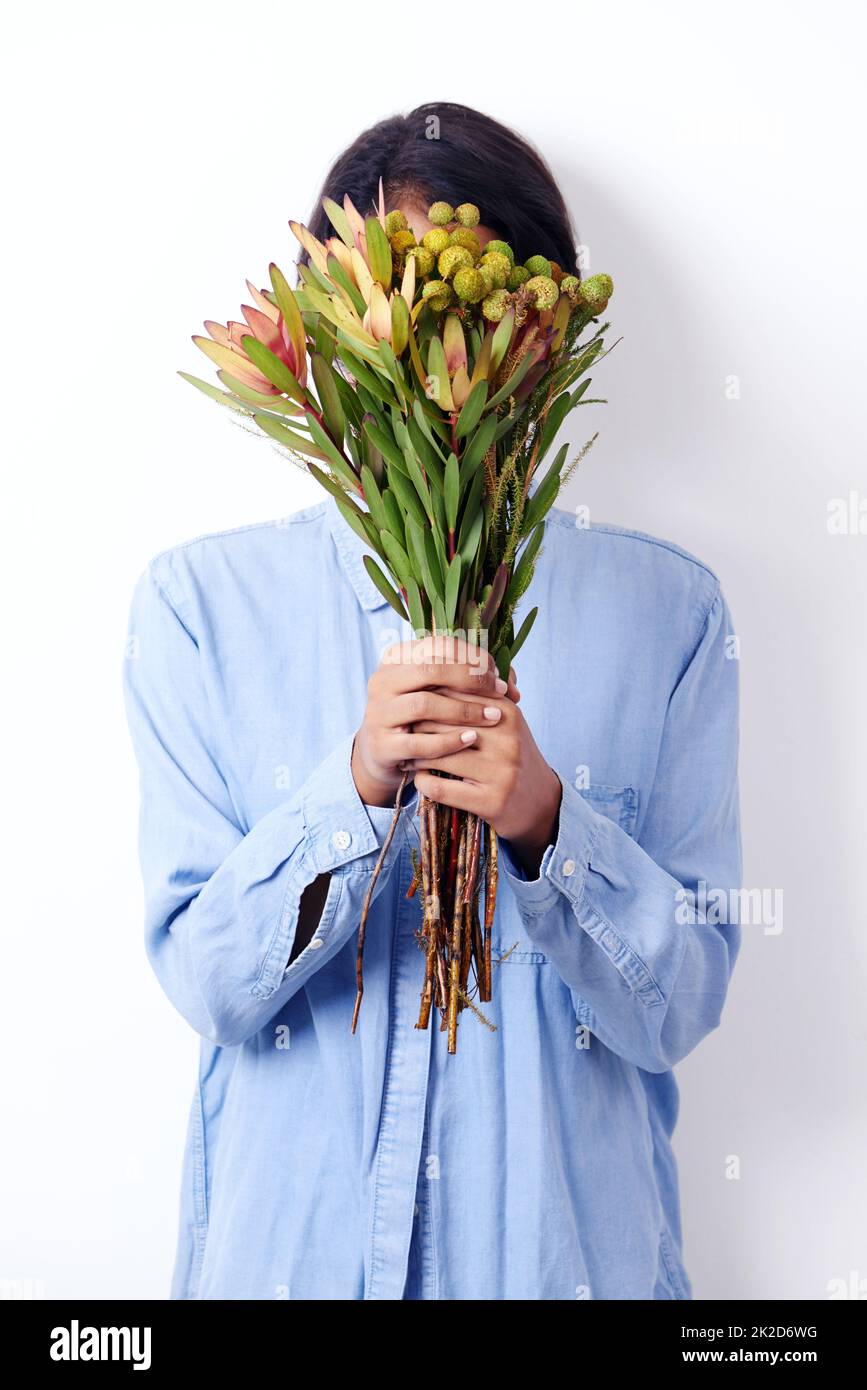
2 0 865 1300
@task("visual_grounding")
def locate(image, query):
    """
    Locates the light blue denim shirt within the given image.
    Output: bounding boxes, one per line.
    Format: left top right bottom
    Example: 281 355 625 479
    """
123 497 741 1301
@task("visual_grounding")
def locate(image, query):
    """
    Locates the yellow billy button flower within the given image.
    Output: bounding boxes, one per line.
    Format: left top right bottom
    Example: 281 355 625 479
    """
579 273 615 312
455 202 480 227
422 227 451 255
422 279 454 311
389 229 417 255
452 266 487 303
437 245 474 280
449 227 481 256
478 251 510 288
481 288 512 321
507 264 531 291
484 239 514 265
407 245 436 277
559 274 581 304
525 275 560 310
524 254 552 277
428 201 454 226
384 210 409 236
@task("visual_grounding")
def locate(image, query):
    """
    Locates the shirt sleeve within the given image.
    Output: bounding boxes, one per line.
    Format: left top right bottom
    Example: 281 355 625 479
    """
498 584 742 1073
123 562 412 1048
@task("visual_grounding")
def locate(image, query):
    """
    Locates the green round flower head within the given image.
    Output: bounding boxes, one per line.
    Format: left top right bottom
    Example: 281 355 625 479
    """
478 266 496 294
579 273 614 310
524 254 552 278
449 227 481 256
422 279 454 311
384 210 408 236
407 245 435 277
455 202 480 227
478 251 511 288
422 227 451 255
428 201 454 226
559 274 580 297
483 239 514 265
389 229 416 255
525 275 559 311
507 264 531 291
481 288 511 321
438 245 474 281
452 266 487 303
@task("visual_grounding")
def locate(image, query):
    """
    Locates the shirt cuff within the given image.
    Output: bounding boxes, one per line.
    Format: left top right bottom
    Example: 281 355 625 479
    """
499 776 600 915
300 733 417 874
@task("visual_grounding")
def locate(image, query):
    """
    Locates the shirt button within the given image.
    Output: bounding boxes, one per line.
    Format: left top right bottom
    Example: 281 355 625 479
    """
562 858 576 877
331 829 352 851
308 937 324 951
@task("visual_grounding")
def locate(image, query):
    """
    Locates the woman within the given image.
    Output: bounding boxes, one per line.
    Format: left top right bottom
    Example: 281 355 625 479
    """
124 103 741 1300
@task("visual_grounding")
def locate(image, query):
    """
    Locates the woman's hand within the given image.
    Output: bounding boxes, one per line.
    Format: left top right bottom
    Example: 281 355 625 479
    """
404 687 562 877
351 636 518 809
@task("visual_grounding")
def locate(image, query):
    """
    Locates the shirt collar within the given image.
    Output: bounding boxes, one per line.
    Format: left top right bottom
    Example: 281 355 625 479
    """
324 496 389 612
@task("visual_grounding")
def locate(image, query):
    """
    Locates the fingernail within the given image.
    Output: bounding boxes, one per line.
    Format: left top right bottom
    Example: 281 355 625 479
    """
495 678 508 694
483 706 501 722
460 729 477 744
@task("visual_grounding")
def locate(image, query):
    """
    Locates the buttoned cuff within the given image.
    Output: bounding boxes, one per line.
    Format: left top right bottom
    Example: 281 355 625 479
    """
499 777 600 915
300 733 417 876
254 735 416 997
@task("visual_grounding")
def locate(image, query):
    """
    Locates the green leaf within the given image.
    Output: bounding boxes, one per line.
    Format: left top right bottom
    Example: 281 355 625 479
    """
304 412 357 490
535 390 575 463
377 338 407 406
363 555 408 620
310 353 345 444
362 416 406 474
494 645 512 681
403 447 434 521
365 215 392 290
322 197 356 248
509 605 538 659
314 317 334 364
360 465 388 533
425 334 453 411
489 308 515 374
424 527 445 597
380 529 414 589
407 415 445 490
382 488 406 547
337 346 398 407
484 349 536 412
391 294 410 358
455 379 488 438
388 466 428 530
253 411 330 461
444 452 459 533
458 505 484 568
522 443 568 532
332 489 382 557
240 335 307 404
406 516 439 601
179 371 251 415
459 412 497 491
445 554 462 628
405 577 426 637
326 254 367 317
505 525 545 608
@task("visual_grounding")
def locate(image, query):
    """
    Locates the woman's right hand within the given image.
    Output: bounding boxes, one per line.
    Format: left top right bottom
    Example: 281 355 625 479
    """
351 635 518 808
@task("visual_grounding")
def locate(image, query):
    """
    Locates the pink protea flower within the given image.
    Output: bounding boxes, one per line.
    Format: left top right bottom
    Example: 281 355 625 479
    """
193 276 308 403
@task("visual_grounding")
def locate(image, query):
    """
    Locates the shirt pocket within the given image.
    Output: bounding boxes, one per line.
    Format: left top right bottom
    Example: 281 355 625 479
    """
497 782 638 965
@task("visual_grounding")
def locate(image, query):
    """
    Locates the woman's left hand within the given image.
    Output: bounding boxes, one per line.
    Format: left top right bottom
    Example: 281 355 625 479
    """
403 682 562 875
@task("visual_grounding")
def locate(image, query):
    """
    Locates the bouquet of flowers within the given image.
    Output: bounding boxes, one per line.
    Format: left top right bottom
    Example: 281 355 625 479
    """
183 185 614 1051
